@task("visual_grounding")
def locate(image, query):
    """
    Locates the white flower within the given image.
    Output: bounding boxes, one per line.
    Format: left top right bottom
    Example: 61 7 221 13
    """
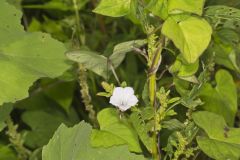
109 87 138 111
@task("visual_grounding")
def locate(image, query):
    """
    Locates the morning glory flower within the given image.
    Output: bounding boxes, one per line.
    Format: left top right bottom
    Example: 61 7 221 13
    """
109 87 138 111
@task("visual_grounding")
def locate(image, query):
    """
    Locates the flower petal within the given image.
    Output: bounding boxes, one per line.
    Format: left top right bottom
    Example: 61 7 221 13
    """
126 95 138 107
123 87 134 95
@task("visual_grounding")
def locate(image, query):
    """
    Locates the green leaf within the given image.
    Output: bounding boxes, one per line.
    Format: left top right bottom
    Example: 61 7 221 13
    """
210 29 240 72
130 107 153 151
0 122 6 132
44 81 75 113
66 49 108 78
66 40 146 79
22 111 73 148
0 0 24 47
168 0 205 15
91 108 141 152
42 121 146 160
109 40 146 68
197 137 240 160
162 15 212 63
169 55 199 77
93 0 131 17
147 0 168 20
0 145 17 160
0 1 69 105
204 5 240 31
199 70 237 125
91 129 126 147
0 104 13 123
193 111 240 160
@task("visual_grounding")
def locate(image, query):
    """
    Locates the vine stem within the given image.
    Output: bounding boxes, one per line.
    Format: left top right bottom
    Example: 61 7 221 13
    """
148 38 164 160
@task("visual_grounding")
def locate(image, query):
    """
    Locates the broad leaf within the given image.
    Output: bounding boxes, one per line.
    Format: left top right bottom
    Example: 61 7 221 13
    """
22 110 73 148
66 40 146 79
162 15 212 63
147 0 168 20
0 145 17 160
42 121 146 160
204 5 240 32
0 1 69 105
169 55 199 77
66 49 108 78
0 0 24 47
91 130 126 147
91 108 141 152
109 39 146 68
193 111 240 160
197 137 240 160
44 81 75 113
210 29 240 72
93 0 131 17
168 0 205 15
199 70 237 125
0 104 13 123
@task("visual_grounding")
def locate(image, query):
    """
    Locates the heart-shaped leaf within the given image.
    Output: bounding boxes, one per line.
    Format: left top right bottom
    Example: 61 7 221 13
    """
162 15 212 63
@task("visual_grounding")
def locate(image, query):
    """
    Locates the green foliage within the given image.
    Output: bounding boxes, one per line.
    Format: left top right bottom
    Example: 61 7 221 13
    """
162 14 212 63
0 0 69 105
0 0 240 159
42 121 145 160
193 111 240 159
93 0 131 17
66 40 146 79
91 108 141 152
168 0 205 16
0 145 17 160
199 70 238 125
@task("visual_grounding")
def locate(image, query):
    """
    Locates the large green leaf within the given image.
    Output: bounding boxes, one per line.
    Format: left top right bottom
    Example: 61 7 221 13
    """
199 70 237 125
66 49 109 78
42 121 146 160
168 0 205 15
66 40 146 79
93 0 131 17
0 0 24 47
0 1 69 105
162 15 212 63
91 108 141 152
193 111 240 160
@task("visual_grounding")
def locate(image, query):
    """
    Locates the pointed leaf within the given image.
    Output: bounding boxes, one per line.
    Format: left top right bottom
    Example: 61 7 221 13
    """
162 15 212 63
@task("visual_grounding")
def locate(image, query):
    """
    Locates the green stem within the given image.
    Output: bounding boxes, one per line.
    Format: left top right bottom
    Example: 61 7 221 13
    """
72 0 85 45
